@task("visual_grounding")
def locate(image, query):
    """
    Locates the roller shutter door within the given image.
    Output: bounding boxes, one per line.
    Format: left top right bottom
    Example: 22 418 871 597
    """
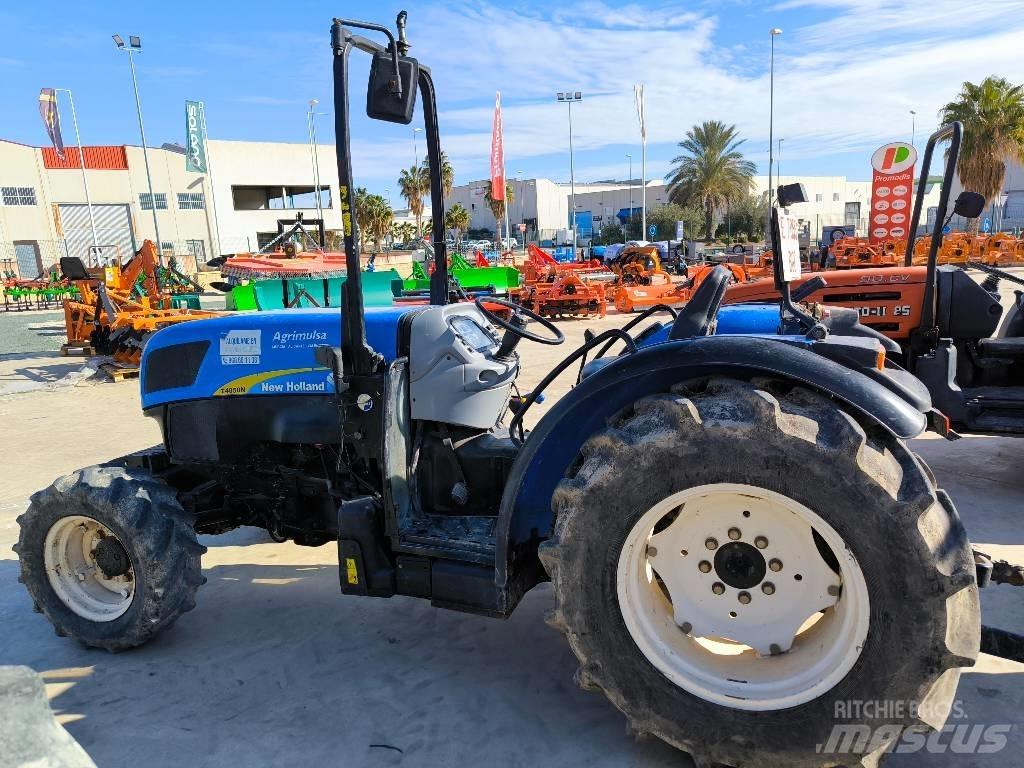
58 204 136 263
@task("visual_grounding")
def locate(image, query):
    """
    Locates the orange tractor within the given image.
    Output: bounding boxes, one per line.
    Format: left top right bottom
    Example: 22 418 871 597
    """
61 240 220 365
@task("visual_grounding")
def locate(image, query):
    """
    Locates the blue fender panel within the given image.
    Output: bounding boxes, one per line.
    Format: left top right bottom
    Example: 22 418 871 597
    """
494 334 927 589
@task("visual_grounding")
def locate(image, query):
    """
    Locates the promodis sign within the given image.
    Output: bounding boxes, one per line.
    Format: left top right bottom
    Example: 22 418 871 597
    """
869 142 917 245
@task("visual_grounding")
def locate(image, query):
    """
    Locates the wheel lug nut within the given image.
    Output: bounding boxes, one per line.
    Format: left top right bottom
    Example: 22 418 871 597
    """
712 582 726 595
680 621 693 634
698 560 712 574
646 545 658 557
727 527 742 541
762 582 775 595
754 536 768 549
828 584 841 597
738 591 752 604
705 537 718 551
769 558 783 572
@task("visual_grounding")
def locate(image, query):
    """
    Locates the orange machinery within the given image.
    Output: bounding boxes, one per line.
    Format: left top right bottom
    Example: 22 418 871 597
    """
611 245 749 313
63 240 220 365
509 243 610 318
828 237 904 269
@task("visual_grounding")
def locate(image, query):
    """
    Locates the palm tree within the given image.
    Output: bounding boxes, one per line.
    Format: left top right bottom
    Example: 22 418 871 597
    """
484 181 515 243
939 76 1024 233
420 150 455 199
353 188 393 253
665 121 756 241
445 203 470 245
398 165 430 236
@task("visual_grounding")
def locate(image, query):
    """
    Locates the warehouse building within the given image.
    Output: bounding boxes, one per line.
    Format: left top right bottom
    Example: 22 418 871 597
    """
0 138 344 278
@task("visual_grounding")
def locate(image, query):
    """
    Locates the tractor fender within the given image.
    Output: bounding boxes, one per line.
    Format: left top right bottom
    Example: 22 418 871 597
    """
494 334 927 595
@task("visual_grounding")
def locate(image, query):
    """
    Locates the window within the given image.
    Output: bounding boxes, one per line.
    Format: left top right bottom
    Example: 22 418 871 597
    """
257 232 279 250
231 185 331 211
833 193 840 202
185 239 207 262
2 187 37 206
815 193 823 203
177 192 205 210
139 193 168 211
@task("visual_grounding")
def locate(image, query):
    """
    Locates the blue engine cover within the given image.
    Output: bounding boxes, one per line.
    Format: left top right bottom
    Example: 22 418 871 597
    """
139 307 416 409
635 303 783 348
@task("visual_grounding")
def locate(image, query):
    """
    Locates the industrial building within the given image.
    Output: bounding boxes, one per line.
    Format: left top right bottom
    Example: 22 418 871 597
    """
0 138 343 278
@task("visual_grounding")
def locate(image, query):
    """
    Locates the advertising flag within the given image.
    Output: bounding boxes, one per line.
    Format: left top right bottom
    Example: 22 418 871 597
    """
185 100 208 173
38 88 65 160
634 84 646 140
868 142 917 244
490 92 505 201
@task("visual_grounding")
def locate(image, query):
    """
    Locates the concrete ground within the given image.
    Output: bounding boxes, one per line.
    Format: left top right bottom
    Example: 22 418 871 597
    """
0 304 1022 767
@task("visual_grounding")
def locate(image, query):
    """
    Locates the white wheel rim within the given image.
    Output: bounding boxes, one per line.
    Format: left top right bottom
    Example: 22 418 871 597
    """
43 515 135 622
616 483 870 711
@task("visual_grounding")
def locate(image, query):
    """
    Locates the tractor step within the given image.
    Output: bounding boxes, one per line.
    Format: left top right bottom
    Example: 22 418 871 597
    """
962 386 1024 433
100 362 141 382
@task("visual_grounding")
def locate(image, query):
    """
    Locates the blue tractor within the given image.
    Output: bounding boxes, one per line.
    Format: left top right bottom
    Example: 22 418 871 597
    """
16 14 981 767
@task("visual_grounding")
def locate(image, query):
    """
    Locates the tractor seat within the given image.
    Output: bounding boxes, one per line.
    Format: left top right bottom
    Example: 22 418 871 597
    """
669 265 733 339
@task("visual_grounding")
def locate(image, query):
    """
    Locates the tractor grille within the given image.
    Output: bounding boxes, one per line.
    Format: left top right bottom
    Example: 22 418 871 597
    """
143 340 210 393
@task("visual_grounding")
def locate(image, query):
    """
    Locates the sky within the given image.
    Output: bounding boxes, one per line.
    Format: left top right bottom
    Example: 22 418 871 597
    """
3 0 1024 200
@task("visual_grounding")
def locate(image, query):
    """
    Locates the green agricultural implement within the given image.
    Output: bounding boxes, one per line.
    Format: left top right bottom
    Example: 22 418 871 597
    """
224 270 405 311
403 251 519 295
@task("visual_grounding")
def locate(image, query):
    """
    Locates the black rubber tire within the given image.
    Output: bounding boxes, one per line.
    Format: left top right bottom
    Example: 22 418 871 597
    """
14 465 206 652
539 377 980 768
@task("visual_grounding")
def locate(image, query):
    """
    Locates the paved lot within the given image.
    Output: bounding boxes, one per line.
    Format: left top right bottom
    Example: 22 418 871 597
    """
0 306 1022 767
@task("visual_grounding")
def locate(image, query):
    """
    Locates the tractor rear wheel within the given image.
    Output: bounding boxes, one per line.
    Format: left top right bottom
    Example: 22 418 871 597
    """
15 466 205 651
539 377 979 767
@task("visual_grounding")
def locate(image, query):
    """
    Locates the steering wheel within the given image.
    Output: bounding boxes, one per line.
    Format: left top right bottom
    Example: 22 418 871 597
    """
474 297 565 346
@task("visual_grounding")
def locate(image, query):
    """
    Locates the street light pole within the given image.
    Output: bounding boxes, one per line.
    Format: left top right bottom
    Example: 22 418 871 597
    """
910 109 917 145
113 34 163 264
556 92 583 249
413 126 422 168
767 28 782 246
307 99 325 246
626 153 633 244
777 137 785 195
53 89 98 255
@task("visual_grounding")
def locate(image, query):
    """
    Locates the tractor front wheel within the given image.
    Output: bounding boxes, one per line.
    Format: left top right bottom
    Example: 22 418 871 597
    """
15 465 205 651
539 377 979 767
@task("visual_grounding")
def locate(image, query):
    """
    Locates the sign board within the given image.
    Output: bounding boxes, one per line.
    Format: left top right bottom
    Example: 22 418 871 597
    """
185 101 208 173
674 221 685 240
868 142 917 245
648 224 657 237
943 225 951 235
777 213 802 282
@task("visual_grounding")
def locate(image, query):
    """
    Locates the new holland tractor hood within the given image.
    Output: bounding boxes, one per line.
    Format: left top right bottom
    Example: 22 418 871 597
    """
139 306 417 410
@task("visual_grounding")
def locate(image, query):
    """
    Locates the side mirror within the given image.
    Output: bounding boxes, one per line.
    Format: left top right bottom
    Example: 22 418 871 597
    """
954 191 986 219
366 51 418 124
776 182 808 207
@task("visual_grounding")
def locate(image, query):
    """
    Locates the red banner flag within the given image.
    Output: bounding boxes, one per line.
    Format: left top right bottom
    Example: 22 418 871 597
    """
490 92 505 201
868 142 917 244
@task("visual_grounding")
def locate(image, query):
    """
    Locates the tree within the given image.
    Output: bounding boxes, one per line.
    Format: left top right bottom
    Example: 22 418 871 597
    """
718 191 768 242
939 76 1024 234
398 165 430 236
647 203 704 241
353 188 393 253
445 203 470 244
484 181 515 241
665 121 756 242
598 221 624 245
420 150 455 200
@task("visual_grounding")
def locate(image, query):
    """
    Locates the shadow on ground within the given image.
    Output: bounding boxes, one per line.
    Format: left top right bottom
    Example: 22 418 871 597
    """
0 557 684 768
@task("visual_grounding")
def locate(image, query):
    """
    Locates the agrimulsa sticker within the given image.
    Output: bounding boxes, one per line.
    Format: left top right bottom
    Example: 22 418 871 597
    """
220 330 262 365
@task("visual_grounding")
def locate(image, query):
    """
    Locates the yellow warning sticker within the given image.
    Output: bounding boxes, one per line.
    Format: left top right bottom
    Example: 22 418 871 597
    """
345 557 359 585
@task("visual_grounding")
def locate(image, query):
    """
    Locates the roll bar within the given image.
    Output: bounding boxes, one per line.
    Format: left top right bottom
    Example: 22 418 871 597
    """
902 122 962 344
330 13 448 377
